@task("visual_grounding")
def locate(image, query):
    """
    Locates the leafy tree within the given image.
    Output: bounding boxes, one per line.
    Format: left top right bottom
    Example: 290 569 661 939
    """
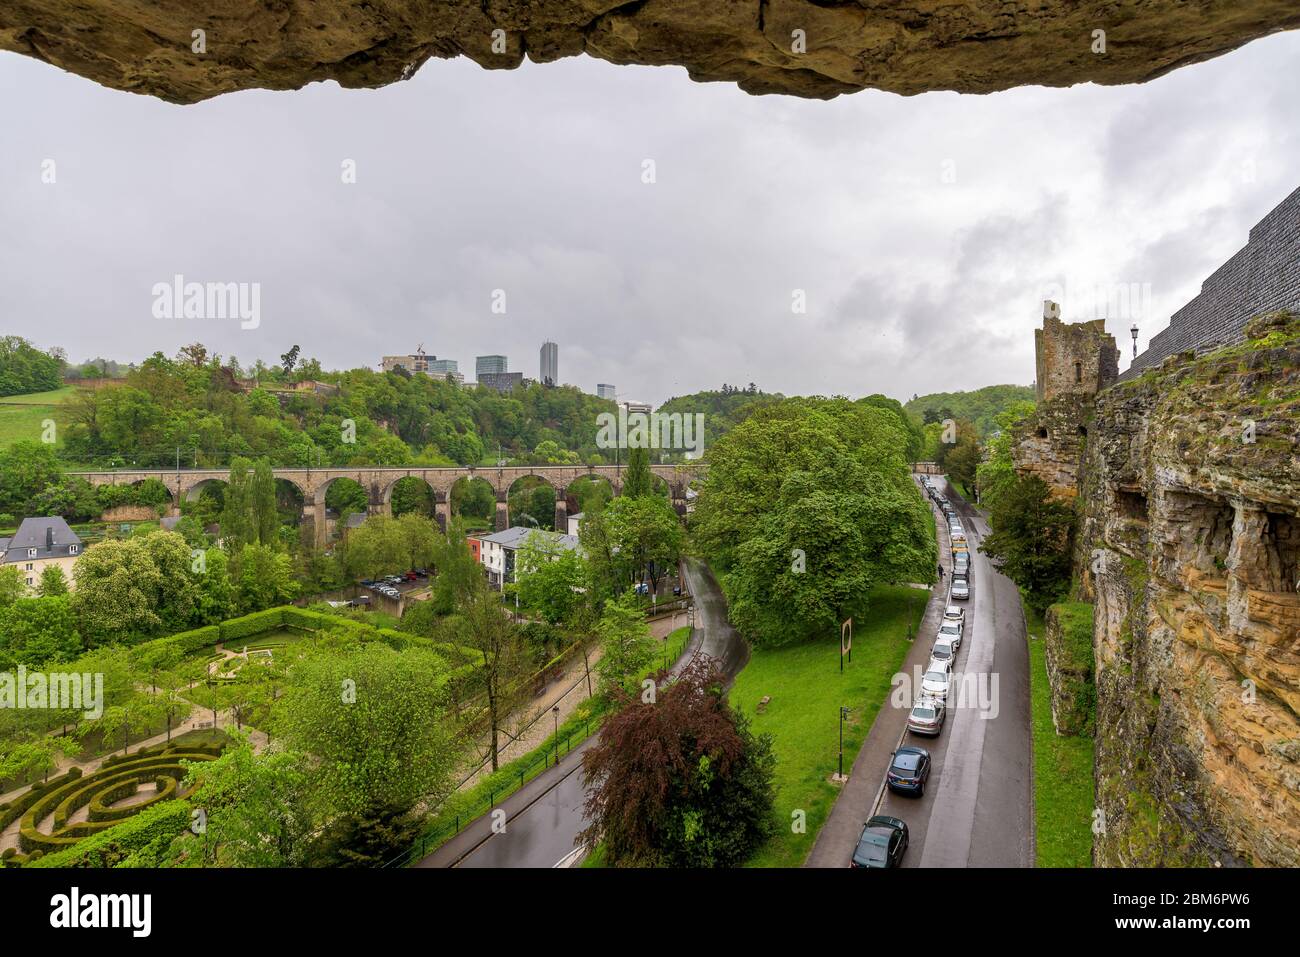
594 591 655 699
221 457 254 549
251 458 279 545
980 473 1075 613
604 494 684 595
579 658 776 867
515 531 589 626
622 445 653 498
0 336 62 397
274 643 458 816
0 441 64 515
171 740 315 868
0 566 27 609
938 419 982 493
72 538 165 643
456 583 529 772
693 398 933 646
235 543 298 612
193 546 235 624
0 596 82 668
36 564 69 597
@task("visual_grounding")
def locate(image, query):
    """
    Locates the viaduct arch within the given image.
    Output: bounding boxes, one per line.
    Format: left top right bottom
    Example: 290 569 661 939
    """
68 464 703 545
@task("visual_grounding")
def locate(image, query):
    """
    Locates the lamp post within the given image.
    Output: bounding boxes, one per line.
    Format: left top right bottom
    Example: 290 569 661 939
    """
1130 322 1139 359
552 705 561 766
838 706 851 780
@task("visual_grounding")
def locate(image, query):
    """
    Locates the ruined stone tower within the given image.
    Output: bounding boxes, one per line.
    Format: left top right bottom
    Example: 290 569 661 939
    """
1034 308 1119 402
1014 304 1119 497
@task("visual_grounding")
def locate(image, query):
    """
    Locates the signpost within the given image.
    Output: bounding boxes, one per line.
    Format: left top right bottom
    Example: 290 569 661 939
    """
840 618 852 672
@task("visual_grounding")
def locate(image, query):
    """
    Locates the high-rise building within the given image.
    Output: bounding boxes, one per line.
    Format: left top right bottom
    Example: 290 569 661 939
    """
597 383 617 400
476 355 508 378
540 341 558 387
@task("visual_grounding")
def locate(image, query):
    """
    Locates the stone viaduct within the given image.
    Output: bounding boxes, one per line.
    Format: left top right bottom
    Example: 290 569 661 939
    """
68 464 703 545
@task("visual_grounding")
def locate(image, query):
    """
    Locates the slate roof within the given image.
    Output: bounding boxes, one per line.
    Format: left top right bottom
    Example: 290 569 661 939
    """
478 526 580 551
0 517 82 563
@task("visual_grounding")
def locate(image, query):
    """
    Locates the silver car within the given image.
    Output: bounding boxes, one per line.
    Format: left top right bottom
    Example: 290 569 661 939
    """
907 696 946 736
951 577 970 600
936 620 963 650
943 605 965 626
921 662 952 700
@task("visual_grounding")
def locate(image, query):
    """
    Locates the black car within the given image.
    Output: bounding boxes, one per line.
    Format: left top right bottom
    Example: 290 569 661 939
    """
851 815 909 868
886 746 931 796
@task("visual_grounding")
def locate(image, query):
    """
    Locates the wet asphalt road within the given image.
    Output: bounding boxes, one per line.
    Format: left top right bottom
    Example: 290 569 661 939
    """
807 475 1032 868
436 558 747 868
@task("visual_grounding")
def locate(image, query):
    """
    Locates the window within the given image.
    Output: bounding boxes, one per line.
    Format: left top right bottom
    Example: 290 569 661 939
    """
25 563 33 571
27 548 36 558
26 578 32 586
70 544 78 554
1074 361 1083 383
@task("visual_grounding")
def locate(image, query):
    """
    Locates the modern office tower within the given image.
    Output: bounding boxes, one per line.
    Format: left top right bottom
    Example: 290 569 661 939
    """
476 355 508 378
597 383 617 400
427 358 458 375
540 341 558 387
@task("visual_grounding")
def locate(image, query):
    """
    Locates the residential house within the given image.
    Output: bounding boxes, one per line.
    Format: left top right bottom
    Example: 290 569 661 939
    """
477 526 581 588
0 517 83 592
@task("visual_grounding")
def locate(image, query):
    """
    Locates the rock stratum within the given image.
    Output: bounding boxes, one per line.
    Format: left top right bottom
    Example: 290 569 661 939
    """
1077 312 1300 867
2 1 1299 103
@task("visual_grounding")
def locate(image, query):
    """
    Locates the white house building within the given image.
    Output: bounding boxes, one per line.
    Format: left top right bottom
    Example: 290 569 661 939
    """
476 526 581 588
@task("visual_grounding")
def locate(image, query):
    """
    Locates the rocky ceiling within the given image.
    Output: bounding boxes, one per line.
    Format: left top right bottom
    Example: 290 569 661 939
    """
2 1 1298 104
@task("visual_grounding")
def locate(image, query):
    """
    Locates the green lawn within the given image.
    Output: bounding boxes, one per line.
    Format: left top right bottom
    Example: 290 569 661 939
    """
730 584 926 867
1024 602 1095 866
0 385 75 449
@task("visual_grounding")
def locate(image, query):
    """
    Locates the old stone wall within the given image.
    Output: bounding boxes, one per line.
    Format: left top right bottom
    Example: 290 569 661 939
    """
1077 311 1299 866
1120 186 1300 381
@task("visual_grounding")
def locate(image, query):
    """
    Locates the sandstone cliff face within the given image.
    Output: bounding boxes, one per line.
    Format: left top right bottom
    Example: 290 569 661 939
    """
1078 312 1300 867
2 1 1299 103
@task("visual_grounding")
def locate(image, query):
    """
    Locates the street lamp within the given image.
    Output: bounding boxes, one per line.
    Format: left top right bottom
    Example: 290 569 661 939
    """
838 706 851 780
552 705 561 766
1130 322 1139 359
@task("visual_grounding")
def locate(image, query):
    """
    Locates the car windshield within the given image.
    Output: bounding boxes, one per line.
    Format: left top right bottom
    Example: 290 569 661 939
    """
924 671 947 683
912 706 935 719
940 623 959 635
892 753 921 771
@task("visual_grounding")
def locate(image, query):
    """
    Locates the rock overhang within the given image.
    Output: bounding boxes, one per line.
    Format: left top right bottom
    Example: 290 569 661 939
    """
1 0 1299 104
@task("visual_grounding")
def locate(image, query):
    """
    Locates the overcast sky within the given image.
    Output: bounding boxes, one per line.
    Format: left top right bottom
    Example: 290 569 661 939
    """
1 32 1297 406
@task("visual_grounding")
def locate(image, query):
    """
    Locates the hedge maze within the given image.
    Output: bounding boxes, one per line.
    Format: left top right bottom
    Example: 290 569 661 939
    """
2 741 221 865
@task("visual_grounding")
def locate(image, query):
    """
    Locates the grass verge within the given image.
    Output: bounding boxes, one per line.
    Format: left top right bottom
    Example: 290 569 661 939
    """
1024 601 1095 867
730 584 925 868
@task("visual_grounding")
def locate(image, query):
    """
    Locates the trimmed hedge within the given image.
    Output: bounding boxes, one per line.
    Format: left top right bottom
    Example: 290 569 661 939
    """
218 608 288 643
27 800 193 868
0 767 82 832
19 753 215 855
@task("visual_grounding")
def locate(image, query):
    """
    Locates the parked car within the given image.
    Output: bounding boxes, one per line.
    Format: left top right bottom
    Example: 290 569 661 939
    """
852 815 909 869
951 577 970 600
404 570 419 581
928 638 957 668
937 619 963 648
943 605 965 626
907 696 946 736
922 662 952 700
414 568 429 578
348 595 372 607
360 579 376 588
886 746 931 796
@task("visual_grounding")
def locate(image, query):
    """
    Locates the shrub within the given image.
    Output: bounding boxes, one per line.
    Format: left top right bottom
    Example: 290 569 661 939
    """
27 800 192 868
218 608 287 643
